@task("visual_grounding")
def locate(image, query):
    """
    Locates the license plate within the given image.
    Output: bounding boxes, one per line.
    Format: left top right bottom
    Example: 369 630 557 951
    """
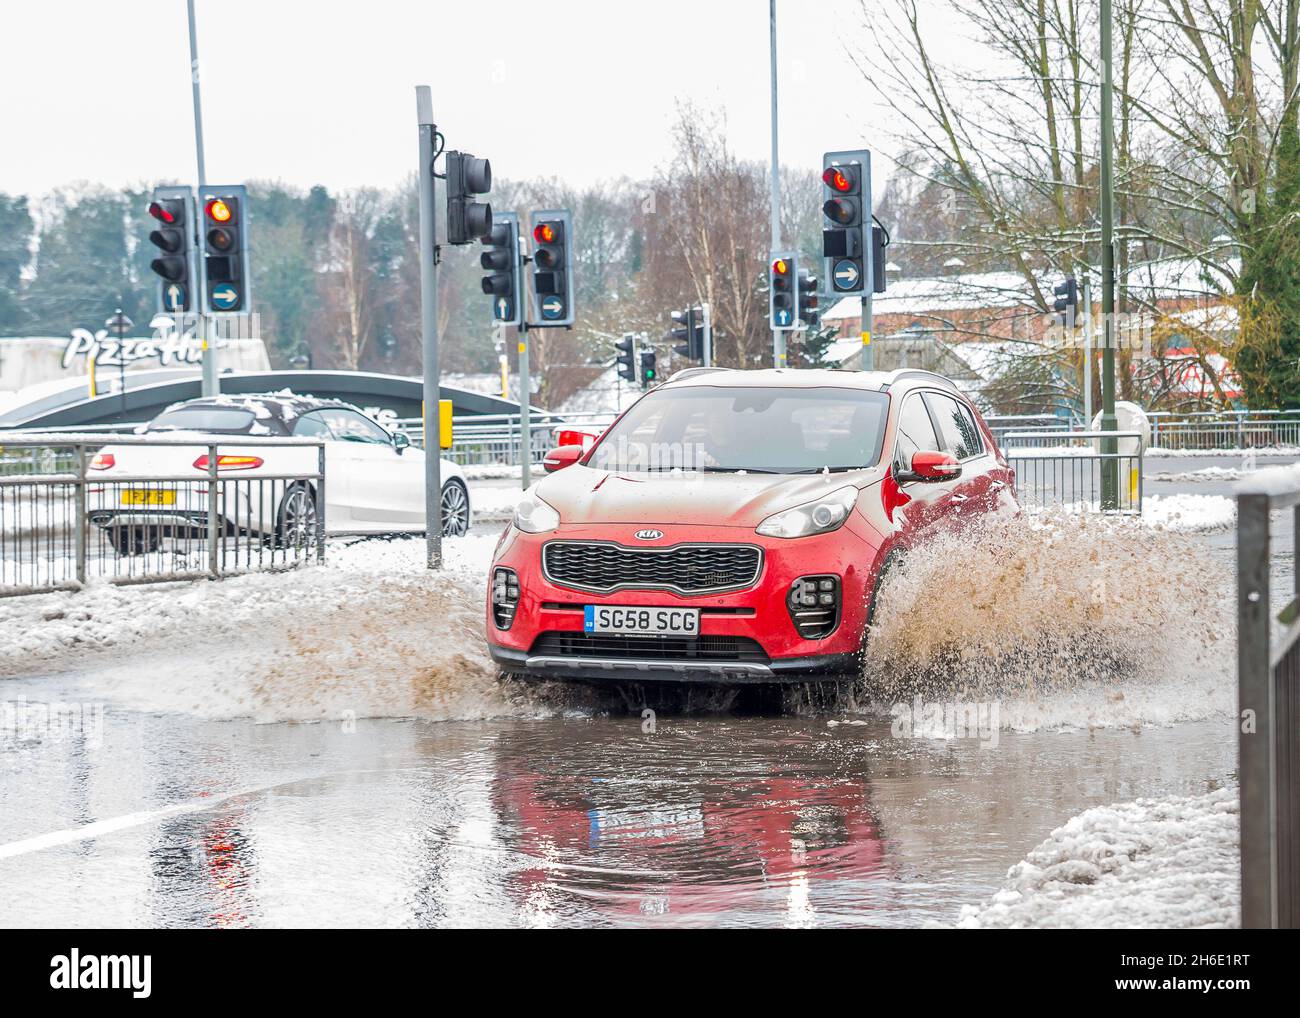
120 489 176 506
584 605 700 637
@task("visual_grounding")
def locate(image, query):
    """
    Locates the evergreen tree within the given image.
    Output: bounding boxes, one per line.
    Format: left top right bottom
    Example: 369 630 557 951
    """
0 193 33 334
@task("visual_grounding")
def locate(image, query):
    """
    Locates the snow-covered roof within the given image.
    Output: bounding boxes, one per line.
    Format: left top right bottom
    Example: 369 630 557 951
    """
823 257 1238 321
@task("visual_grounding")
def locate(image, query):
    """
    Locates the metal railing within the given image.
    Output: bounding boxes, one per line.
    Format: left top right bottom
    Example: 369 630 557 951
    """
397 412 618 465
1150 410 1300 451
0 434 325 596
1237 477 1300 928
1003 430 1144 514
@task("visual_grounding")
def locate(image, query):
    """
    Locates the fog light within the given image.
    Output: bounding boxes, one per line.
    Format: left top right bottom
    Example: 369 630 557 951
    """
787 574 840 640
492 567 519 630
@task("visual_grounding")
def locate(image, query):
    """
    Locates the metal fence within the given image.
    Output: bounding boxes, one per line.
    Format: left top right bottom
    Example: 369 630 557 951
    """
398 412 617 465
1237 480 1300 928
0 434 325 597
1151 410 1300 451
1003 430 1144 514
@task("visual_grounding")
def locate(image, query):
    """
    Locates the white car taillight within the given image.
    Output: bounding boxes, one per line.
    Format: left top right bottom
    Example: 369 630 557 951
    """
89 452 115 470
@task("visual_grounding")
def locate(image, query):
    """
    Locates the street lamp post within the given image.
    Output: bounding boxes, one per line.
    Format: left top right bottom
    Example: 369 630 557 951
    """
1099 0 1119 508
105 308 133 421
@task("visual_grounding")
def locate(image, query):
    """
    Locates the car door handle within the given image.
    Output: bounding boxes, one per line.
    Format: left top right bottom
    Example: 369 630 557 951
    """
951 493 970 502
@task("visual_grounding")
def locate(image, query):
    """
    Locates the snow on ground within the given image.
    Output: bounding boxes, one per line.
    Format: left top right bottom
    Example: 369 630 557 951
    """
1154 466 1247 483
959 786 1238 928
471 485 523 518
1147 446 1300 458
1236 460 1300 496
1141 493 1235 531
0 534 545 723
461 462 523 480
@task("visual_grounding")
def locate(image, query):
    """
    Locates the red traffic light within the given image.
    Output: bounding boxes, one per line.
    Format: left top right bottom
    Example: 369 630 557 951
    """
533 222 559 245
823 166 855 193
148 201 178 224
205 198 233 223
771 257 790 276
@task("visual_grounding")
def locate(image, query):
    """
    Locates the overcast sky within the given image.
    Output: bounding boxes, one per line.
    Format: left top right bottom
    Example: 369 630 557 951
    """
0 0 923 200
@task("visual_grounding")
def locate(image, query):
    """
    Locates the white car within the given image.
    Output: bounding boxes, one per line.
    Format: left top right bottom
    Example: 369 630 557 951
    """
86 394 470 554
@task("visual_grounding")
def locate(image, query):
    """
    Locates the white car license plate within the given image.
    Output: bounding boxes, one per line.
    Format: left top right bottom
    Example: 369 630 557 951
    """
584 605 700 637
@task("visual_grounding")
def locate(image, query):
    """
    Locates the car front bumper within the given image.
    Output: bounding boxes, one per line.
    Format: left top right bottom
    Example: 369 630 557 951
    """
486 518 885 685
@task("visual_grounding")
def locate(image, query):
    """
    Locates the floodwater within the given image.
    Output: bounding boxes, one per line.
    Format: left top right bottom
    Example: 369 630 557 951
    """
0 694 1233 928
0 458 1271 927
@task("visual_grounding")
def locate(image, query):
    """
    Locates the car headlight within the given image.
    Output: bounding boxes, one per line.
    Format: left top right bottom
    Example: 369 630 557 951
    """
513 491 560 534
755 485 858 539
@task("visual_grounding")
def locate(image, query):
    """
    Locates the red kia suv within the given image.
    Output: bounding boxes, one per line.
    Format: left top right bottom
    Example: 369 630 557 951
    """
486 368 1017 684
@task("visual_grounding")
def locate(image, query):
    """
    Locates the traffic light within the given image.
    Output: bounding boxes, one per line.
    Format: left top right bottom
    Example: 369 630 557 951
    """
529 209 574 326
669 307 704 360
797 271 819 328
147 186 194 314
615 334 637 383
200 185 250 313
481 211 521 327
821 149 872 295
872 223 889 293
769 252 797 330
446 152 492 245
639 349 657 389
1053 277 1079 329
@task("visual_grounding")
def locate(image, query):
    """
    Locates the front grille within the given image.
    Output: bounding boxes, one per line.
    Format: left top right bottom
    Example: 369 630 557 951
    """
542 541 762 595
531 631 770 663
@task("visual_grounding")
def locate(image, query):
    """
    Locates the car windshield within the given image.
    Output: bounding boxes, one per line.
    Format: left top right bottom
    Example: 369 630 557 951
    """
147 407 259 434
589 386 890 473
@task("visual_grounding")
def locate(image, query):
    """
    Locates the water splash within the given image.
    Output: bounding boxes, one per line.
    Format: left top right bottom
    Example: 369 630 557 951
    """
858 512 1234 730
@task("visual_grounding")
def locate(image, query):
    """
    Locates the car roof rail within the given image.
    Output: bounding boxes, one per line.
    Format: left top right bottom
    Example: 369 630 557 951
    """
881 369 959 393
665 366 736 383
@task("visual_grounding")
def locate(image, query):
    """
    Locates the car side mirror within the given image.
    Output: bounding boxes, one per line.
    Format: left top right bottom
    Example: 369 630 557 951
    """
394 431 411 454
894 450 961 484
543 444 585 473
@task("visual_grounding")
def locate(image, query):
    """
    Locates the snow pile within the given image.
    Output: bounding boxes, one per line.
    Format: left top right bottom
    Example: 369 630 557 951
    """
1154 466 1247 483
1147 447 1299 458
462 463 523 480
1236 461 1300 497
1142 493 1235 531
471 486 523 519
0 535 549 723
959 786 1238 928
862 511 1234 730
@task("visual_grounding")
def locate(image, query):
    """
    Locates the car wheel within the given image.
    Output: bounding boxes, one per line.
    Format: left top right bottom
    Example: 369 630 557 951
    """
865 548 905 634
441 479 470 537
276 483 318 549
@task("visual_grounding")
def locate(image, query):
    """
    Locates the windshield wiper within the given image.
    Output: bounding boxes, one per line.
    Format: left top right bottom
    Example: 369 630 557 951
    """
701 466 784 474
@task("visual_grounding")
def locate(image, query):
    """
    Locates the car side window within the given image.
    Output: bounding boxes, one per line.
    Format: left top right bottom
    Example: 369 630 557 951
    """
318 409 392 445
293 412 332 439
894 394 941 470
924 393 984 461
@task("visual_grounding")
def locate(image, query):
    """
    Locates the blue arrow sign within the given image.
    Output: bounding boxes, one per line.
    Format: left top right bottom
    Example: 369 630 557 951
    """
163 283 186 312
774 308 793 327
494 296 513 321
833 259 862 292
540 295 565 320
210 282 240 311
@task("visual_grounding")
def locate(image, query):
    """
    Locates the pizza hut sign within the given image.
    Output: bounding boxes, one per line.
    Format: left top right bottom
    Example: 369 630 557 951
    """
62 314 207 370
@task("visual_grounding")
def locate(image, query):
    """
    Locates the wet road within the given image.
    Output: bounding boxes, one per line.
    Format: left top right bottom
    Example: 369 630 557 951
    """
0 458 1278 927
0 696 1233 928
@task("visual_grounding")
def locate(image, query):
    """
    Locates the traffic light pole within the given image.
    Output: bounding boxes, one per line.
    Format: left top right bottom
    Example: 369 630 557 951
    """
519 318 531 490
1099 1 1119 509
186 0 217 398
861 292 873 371
1082 276 1094 427
416 85 443 569
702 302 713 367
768 0 784 368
